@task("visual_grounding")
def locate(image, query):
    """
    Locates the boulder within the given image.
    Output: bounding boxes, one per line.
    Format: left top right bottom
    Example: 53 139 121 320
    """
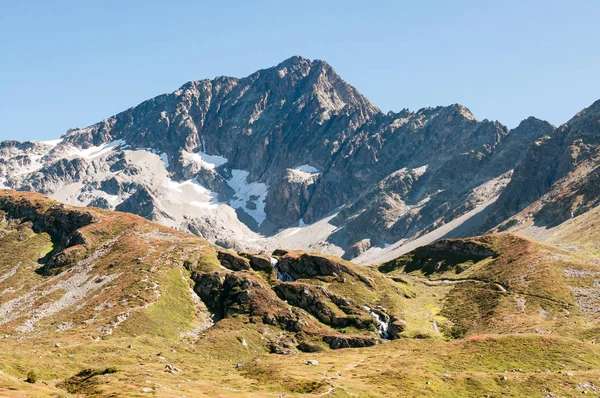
217 250 251 271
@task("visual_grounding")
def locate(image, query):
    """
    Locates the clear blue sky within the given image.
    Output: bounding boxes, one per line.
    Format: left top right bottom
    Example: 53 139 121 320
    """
1 0 599 141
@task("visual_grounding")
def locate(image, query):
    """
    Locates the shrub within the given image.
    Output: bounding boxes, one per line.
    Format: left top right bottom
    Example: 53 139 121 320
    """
26 370 38 383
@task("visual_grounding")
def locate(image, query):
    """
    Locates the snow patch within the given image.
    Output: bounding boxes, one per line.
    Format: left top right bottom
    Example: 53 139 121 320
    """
190 200 219 209
226 170 268 225
160 177 221 212
160 153 169 168
294 164 320 174
164 178 209 195
64 140 127 160
37 138 63 147
186 150 228 170
288 164 321 181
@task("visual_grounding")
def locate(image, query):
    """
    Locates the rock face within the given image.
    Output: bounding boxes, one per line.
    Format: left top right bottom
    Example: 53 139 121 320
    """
192 247 405 351
380 237 497 275
1 56 598 260
0 190 95 256
486 100 600 230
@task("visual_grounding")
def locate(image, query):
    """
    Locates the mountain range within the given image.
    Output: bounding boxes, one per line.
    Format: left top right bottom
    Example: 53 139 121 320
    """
4 56 598 262
2 56 600 396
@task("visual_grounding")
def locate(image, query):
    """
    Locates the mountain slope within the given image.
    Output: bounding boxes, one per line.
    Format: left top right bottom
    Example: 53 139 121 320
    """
486 99 600 232
0 56 558 260
3 190 600 396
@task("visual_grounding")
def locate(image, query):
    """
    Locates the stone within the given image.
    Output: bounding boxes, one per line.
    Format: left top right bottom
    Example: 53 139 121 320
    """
217 250 251 271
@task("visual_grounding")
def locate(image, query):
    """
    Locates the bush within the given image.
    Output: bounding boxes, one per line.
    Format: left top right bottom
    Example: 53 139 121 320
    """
75 367 118 380
26 370 38 383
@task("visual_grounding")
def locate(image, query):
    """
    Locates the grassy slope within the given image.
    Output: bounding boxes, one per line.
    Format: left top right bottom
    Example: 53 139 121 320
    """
3 333 600 397
2 191 600 397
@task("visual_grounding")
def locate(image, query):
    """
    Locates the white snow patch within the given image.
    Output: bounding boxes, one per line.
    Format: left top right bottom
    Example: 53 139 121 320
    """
37 138 63 147
226 170 268 226
64 140 126 160
186 150 228 170
106 195 119 204
161 176 221 211
288 164 321 181
160 153 169 168
294 164 320 174
190 200 219 209
164 178 209 195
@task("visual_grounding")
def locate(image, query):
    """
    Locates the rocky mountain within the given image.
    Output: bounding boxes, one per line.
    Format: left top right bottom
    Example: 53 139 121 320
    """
485 99 600 232
4 190 600 396
0 56 598 263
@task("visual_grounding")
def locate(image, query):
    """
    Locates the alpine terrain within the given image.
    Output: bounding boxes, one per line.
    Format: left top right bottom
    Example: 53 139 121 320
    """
0 56 560 260
1 57 600 397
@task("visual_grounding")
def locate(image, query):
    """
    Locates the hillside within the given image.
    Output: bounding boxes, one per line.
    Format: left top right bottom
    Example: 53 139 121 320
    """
3 190 600 397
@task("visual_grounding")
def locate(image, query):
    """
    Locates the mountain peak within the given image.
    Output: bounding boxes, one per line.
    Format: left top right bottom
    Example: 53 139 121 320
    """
450 103 476 121
568 98 600 125
276 55 311 68
513 116 555 131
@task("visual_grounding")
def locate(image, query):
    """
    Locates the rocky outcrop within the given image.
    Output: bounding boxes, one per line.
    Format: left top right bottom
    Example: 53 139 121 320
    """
265 168 320 230
193 271 302 328
322 335 379 349
0 191 95 252
190 245 408 352
238 252 273 272
380 237 497 275
274 249 373 286
0 191 99 273
217 250 251 271
273 282 372 329
192 270 316 340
